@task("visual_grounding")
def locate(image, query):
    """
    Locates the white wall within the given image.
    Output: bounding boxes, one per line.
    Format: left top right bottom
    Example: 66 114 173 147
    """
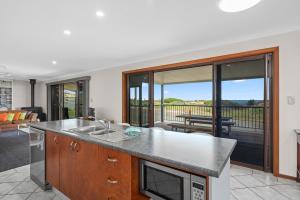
45 30 300 178
12 80 44 110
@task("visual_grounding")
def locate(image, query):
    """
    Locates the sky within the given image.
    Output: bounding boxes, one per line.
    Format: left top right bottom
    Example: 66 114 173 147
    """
152 78 264 100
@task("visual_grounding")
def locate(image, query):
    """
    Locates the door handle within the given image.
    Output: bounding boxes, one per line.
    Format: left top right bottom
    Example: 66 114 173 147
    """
74 142 80 152
69 141 74 151
53 136 58 144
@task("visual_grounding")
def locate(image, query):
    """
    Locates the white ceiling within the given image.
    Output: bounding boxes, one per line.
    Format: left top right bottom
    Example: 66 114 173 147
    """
0 0 300 81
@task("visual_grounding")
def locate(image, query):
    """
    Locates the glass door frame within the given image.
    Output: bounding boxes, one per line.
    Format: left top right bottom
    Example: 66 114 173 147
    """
47 76 90 121
126 71 154 127
213 54 273 171
122 47 279 175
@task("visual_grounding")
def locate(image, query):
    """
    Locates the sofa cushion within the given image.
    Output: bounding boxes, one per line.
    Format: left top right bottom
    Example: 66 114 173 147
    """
19 112 27 120
12 120 30 124
25 111 32 119
0 121 11 125
29 113 38 122
7 113 15 122
0 113 8 122
13 112 21 120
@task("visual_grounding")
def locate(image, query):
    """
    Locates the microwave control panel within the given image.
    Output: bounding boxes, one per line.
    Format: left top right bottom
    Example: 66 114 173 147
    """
191 175 206 200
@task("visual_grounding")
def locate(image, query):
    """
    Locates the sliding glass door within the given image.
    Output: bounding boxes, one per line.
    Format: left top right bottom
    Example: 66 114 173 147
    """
127 73 153 127
48 78 89 121
215 55 272 170
153 65 213 132
63 83 78 119
125 54 273 171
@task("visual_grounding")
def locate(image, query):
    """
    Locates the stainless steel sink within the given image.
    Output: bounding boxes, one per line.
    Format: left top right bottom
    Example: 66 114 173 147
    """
66 126 116 136
65 125 141 143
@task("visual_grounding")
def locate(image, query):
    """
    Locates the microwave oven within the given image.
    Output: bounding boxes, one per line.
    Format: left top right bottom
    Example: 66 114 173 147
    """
140 160 206 200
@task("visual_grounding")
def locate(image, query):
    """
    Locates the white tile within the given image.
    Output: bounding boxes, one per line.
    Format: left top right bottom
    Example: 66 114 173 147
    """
0 182 20 195
252 173 281 186
27 191 56 200
230 177 246 189
251 186 289 200
4 173 28 183
235 175 266 188
231 193 238 200
231 188 263 200
0 169 16 178
277 177 300 186
8 181 38 194
53 188 69 200
0 193 30 200
53 196 63 200
272 184 300 200
14 165 29 174
231 165 253 176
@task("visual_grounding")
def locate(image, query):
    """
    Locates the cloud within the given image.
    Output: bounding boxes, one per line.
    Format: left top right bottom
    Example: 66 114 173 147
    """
164 90 169 94
232 80 246 83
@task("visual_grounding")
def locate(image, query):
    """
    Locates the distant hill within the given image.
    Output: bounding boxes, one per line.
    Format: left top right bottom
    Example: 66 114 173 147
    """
223 100 263 106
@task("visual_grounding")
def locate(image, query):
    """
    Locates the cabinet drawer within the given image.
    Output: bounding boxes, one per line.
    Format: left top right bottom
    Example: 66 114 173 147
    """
99 146 131 172
99 173 131 200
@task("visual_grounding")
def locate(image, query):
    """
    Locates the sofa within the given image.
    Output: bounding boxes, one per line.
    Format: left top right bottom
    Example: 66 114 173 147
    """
0 110 38 132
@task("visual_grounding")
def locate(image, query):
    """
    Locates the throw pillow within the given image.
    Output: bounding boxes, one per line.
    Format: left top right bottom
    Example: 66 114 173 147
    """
19 112 27 120
13 112 21 120
7 113 15 121
25 111 32 119
0 113 8 122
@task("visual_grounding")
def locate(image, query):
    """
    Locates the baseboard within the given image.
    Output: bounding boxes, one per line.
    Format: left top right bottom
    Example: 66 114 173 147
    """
277 173 297 181
231 160 264 171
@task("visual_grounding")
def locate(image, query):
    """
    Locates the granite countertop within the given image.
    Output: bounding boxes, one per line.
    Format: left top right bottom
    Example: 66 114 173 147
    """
30 119 236 178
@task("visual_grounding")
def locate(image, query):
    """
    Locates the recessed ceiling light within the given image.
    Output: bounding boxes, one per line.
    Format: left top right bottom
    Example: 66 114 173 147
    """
96 11 105 17
218 0 261 13
63 30 71 36
52 60 57 65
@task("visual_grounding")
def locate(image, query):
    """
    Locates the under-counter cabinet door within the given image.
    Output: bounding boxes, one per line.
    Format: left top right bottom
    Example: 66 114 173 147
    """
59 135 76 199
45 131 60 189
72 139 100 200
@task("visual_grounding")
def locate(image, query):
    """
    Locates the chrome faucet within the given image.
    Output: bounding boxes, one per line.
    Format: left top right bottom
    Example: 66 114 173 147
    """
96 119 111 130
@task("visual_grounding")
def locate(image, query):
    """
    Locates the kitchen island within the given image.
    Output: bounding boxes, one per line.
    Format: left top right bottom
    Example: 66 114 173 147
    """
30 119 236 200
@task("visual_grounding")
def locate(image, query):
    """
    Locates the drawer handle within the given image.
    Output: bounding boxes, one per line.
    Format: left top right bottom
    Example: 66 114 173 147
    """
107 179 118 184
74 142 80 152
107 157 118 163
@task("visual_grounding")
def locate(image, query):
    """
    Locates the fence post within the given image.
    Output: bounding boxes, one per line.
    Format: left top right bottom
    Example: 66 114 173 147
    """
161 84 164 122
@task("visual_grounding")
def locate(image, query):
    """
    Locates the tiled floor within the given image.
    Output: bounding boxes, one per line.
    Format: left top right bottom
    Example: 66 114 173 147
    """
0 165 64 200
230 165 300 200
0 164 300 199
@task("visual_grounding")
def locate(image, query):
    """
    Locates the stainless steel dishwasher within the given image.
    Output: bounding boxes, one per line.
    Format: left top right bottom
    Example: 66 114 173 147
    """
29 127 51 190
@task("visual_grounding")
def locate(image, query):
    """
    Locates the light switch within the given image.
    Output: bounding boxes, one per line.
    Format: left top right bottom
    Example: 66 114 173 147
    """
287 96 295 105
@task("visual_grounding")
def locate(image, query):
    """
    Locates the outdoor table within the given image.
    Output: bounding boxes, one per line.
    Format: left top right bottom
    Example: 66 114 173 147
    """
175 115 233 134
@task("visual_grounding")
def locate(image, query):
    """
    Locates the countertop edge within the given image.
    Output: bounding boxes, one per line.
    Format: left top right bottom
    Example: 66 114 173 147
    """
29 123 235 178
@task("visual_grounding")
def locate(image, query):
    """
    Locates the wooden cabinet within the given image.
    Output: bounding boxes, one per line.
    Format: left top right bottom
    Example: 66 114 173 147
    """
59 136 99 200
46 131 148 200
45 131 60 189
98 146 132 200
98 146 148 200
72 139 99 200
297 134 300 182
59 135 75 198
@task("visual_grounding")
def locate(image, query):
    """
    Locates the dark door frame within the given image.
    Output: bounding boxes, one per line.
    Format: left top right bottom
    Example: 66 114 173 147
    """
47 76 90 121
126 72 154 127
213 54 273 171
122 47 282 178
